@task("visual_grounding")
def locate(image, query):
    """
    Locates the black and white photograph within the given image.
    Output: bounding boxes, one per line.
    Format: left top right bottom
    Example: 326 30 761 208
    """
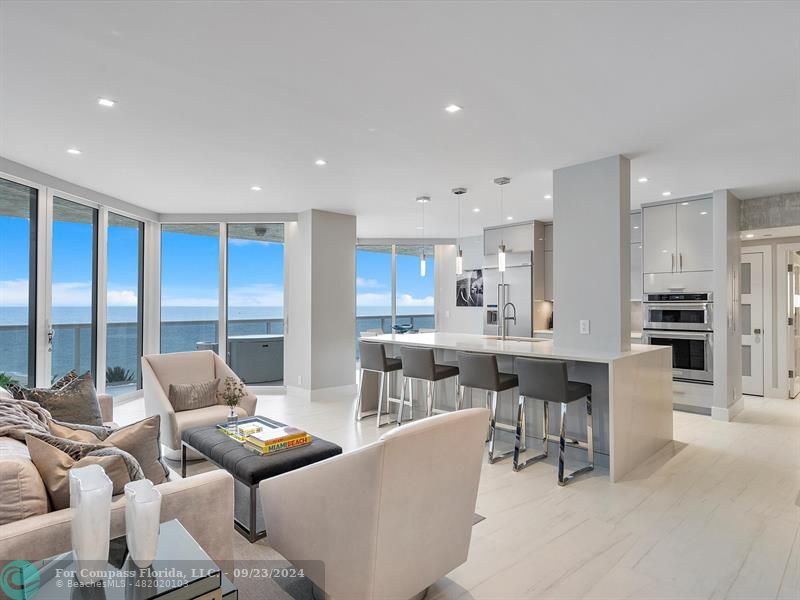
456 269 483 307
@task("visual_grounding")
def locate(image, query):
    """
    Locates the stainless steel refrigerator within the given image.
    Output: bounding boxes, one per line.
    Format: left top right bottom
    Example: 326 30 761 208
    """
483 252 534 337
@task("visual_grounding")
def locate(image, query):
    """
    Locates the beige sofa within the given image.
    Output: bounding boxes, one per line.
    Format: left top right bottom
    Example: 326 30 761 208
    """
261 407 490 600
0 390 235 566
141 351 257 460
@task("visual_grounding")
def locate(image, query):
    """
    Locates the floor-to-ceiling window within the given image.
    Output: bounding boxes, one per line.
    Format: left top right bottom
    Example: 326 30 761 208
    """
106 213 144 396
226 223 285 383
395 244 435 331
160 224 219 353
51 197 98 381
0 178 37 387
356 245 394 339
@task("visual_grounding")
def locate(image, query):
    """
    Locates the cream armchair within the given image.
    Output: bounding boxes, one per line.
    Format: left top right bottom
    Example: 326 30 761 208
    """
141 351 257 460
260 408 490 600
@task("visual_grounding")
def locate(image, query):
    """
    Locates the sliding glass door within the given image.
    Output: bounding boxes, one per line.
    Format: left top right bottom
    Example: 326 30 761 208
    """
395 244 435 331
51 197 98 381
106 213 144 395
160 224 219 354
0 178 37 387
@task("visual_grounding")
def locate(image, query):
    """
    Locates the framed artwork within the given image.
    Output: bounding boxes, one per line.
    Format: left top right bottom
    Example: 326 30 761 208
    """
456 269 483 307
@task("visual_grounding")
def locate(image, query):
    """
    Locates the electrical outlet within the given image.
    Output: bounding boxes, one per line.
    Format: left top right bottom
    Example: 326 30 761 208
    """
579 320 590 335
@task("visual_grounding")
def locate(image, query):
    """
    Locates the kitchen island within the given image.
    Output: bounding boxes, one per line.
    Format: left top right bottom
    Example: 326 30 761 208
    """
360 332 673 483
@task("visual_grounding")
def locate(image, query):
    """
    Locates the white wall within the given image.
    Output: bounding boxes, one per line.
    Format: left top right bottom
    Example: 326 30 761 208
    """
712 189 743 420
285 210 356 397
435 236 484 334
553 155 631 353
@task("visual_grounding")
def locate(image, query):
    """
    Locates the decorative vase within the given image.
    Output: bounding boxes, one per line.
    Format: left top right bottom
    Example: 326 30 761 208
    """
226 404 239 432
124 479 162 568
69 464 112 584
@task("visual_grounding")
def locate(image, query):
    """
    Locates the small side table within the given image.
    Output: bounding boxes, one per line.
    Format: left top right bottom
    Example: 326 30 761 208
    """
14 519 237 599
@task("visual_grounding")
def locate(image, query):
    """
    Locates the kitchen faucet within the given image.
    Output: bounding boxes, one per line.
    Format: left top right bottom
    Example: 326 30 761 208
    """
501 302 517 340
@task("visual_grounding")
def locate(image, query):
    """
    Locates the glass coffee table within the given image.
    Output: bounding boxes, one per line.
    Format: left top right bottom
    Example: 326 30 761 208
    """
181 416 342 542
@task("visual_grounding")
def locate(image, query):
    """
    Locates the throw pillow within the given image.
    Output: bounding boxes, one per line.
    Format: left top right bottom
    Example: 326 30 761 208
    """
168 378 220 412
25 434 144 510
3 370 78 401
49 416 169 484
23 372 103 426
51 370 80 390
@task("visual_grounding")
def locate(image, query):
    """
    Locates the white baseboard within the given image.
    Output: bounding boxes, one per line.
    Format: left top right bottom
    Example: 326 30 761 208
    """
711 395 744 421
249 385 287 396
286 383 357 401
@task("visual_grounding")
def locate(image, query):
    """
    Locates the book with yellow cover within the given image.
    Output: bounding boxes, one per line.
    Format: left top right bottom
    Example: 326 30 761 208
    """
244 434 312 455
246 425 308 449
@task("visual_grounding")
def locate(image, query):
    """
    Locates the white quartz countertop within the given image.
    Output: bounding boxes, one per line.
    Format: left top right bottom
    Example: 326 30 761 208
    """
533 329 642 340
363 332 666 364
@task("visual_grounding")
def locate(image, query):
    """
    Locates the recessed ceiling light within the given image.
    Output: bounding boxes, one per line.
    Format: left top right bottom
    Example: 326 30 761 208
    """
745 233 755 238
66 148 82 155
506 216 513 221
416 226 424 230
681 202 689 206
700 211 708 215
544 194 552 200
637 177 649 183
444 104 462 113
473 207 480 213
633 226 639 229
662 191 672 197
250 185 262 191
314 159 327 166
97 98 116 107
416 195 431 203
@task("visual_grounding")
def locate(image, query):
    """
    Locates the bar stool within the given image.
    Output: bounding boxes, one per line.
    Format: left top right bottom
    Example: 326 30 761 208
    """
357 341 403 428
456 351 519 463
513 357 593 486
397 346 460 425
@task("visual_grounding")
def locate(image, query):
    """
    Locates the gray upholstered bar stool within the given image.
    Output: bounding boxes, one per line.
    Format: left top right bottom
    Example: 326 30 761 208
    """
357 340 403 428
513 357 593 486
456 351 519 463
397 346 460 425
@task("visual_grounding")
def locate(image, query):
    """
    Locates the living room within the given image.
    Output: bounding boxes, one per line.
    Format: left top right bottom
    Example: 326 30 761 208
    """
1 2 799 600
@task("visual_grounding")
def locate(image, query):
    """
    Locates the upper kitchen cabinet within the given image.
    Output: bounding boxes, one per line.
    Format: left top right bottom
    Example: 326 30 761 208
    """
676 197 713 272
544 223 553 251
643 203 677 273
483 223 534 255
642 197 713 275
631 211 642 244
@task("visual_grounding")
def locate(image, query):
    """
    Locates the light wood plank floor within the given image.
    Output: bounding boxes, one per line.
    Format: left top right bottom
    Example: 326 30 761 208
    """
116 393 800 600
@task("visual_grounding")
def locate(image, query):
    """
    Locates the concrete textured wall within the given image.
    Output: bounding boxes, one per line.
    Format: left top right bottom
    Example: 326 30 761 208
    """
741 192 800 230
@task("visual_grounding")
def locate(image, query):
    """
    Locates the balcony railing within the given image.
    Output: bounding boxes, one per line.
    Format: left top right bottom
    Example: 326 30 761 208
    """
0 313 434 389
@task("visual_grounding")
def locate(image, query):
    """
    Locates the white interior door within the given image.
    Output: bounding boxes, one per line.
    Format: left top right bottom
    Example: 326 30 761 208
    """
741 252 764 396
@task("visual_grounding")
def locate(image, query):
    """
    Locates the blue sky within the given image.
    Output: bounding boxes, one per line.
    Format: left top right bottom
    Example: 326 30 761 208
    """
2 214 433 314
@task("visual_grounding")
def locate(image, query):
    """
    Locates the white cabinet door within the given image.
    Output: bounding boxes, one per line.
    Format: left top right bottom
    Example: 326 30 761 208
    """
544 250 554 301
643 203 676 274
484 224 533 255
631 212 642 244
676 197 713 272
630 243 643 300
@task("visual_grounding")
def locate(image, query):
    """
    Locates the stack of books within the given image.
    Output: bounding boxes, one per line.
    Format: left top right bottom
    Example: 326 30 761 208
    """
245 425 311 455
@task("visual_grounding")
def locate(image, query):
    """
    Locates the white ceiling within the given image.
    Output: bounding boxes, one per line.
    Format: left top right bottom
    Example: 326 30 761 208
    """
1 1 798 237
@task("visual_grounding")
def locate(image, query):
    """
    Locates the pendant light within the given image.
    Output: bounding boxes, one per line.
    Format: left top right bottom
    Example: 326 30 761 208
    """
416 195 431 277
452 187 467 275
494 177 511 272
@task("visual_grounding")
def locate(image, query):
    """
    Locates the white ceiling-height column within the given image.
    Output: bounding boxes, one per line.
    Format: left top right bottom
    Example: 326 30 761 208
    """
391 243 397 331
37 189 55 387
218 222 228 361
142 221 161 356
95 207 109 394
553 155 631 354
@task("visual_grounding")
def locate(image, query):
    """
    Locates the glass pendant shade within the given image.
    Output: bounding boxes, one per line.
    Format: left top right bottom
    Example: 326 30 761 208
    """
420 252 427 277
498 244 506 272
455 248 463 275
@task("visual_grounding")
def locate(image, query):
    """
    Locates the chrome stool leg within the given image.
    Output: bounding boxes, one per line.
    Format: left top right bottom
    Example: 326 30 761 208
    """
397 376 407 426
355 369 365 421
513 395 549 471
557 395 594 486
376 371 389 428
487 391 515 464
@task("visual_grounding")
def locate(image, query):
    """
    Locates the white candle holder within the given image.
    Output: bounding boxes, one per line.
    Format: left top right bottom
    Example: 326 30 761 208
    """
124 479 162 568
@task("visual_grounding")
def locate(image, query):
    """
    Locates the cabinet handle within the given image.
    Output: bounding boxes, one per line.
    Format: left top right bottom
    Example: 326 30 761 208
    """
679 253 683 272
671 253 675 272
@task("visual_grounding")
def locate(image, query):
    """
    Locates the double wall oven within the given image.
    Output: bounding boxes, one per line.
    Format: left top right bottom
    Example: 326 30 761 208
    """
642 292 713 384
